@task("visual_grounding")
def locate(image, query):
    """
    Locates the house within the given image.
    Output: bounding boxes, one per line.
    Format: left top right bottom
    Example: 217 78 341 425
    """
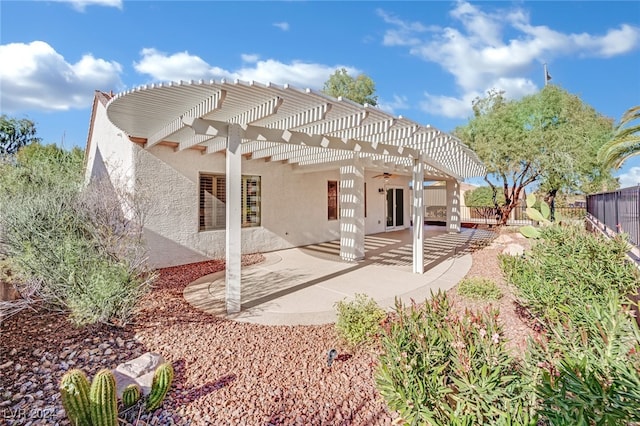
84 80 486 313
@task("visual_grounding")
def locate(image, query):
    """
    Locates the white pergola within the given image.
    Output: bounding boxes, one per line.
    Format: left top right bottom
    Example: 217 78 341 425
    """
106 79 486 313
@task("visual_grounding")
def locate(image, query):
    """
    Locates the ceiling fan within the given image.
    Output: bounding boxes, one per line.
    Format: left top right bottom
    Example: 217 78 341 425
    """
372 172 398 181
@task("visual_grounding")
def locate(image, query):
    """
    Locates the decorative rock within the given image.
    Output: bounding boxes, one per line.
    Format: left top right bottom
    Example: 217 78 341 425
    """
493 234 514 244
113 352 165 397
502 243 525 256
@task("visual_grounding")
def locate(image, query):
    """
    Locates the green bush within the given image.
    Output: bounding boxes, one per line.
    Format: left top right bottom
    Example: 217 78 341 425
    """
501 224 639 324
525 295 640 425
0 143 154 326
500 223 640 424
334 293 386 348
376 292 536 425
457 277 502 301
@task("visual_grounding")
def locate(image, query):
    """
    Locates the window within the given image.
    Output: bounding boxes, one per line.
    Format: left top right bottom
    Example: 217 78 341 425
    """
328 180 338 220
199 174 261 231
242 176 261 227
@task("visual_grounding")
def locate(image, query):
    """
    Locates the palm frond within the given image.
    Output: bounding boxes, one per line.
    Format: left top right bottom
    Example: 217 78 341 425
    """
597 105 640 169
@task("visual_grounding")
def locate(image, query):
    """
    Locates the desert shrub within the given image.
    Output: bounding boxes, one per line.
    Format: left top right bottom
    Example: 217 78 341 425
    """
334 293 386 348
501 224 639 324
376 292 536 425
502 223 640 423
0 143 154 325
457 277 502 301
525 295 640 425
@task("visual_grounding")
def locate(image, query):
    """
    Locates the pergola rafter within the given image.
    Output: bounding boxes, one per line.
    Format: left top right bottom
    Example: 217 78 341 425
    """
146 89 226 148
107 79 485 180
105 79 486 315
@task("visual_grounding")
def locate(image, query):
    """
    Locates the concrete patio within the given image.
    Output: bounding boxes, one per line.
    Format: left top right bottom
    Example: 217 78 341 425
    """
184 226 496 325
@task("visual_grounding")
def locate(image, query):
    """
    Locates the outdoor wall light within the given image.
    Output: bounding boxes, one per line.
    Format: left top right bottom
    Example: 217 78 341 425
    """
378 188 385 194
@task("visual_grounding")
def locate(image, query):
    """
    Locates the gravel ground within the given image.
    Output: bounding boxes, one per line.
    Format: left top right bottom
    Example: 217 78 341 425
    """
1 231 535 426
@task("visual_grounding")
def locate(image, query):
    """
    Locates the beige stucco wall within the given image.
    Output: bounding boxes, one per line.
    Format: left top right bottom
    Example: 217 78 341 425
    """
136 147 412 267
85 103 135 190
86 101 413 268
363 172 411 234
138 145 341 267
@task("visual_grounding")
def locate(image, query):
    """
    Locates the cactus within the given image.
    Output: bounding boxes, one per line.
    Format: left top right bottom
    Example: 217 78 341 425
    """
122 383 142 408
520 193 553 239
89 369 119 426
60 369 92 426
145 362 174 412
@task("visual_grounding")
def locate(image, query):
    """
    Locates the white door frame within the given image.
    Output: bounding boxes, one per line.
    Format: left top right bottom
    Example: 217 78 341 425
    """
385 185 405 230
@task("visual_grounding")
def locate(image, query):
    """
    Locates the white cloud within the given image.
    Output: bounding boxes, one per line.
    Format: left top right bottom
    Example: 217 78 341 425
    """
134 48 234 82
376 9 433 47
419 77 537 119
273 22 290 31
241 54 260 63
236 60 358 89
617 166 640 188
134 48 357 89
577 24 640 57
420 91 480 119
449 1 503 47
490 77 538 99
380 2 640 119
0 41 123 112
378 94 409 115
55 0 122 12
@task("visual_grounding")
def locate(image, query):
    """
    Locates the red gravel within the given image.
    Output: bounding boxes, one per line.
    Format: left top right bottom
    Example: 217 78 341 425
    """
1 255 394 425
1 238 536 425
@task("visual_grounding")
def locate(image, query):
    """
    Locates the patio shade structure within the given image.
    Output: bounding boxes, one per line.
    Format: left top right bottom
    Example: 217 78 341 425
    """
106 79 486 313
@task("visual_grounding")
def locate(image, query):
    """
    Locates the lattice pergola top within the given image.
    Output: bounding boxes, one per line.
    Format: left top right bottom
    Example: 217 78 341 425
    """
106 79 486 180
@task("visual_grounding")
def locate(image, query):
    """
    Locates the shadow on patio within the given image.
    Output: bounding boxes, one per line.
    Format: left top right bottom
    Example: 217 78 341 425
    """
184 226 497 325
300 226 496 269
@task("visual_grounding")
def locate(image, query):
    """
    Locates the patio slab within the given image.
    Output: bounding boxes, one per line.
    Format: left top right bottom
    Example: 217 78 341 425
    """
184 226 496 325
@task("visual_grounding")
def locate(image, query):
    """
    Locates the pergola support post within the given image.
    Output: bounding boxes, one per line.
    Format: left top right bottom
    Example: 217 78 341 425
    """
446 179 461 233
412 158 425 274
339 162 365 261
226 124 243 314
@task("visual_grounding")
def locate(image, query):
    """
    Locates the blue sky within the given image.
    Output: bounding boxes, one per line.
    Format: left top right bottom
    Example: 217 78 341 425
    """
1 0 639 187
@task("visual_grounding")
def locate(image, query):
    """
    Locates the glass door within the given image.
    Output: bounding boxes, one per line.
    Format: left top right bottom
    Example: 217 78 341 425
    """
386 187 404 229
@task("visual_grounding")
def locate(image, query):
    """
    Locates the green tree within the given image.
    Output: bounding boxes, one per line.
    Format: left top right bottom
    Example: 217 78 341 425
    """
455 86 614 224
0 115 42 155
530 86 616 215
322 68 378 106
1 142 84 192
597 105 640 171
464 185 507 223
464 185 505 206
